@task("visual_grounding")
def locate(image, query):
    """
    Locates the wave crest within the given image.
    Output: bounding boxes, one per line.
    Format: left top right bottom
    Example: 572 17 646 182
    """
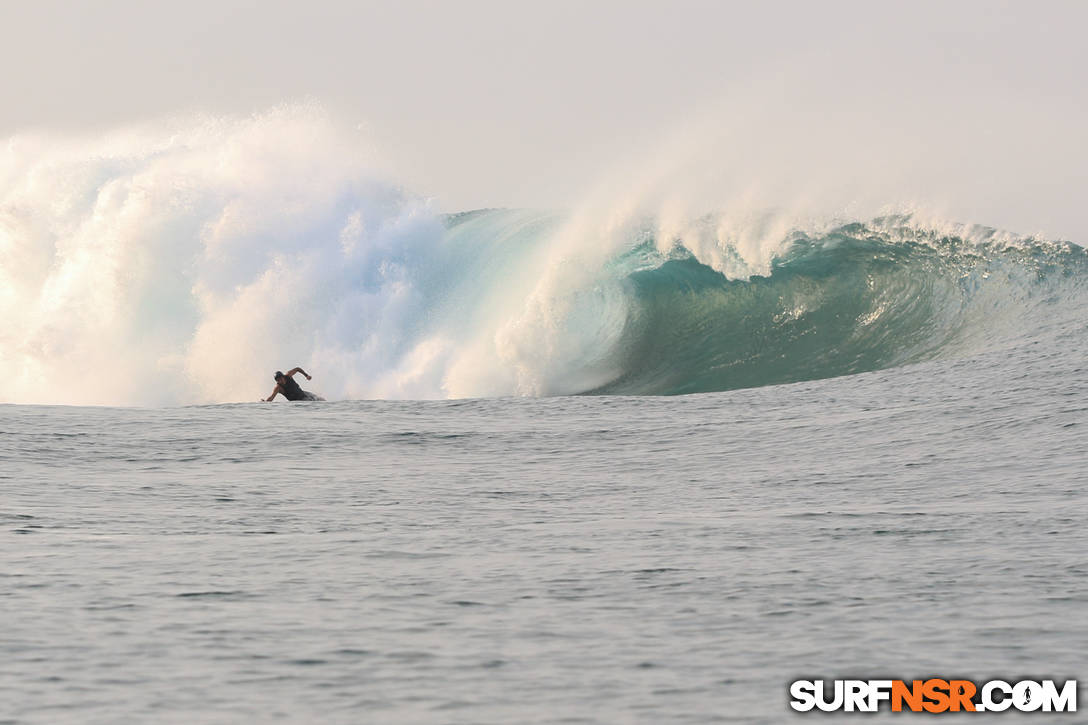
594 217 1085 394
1 111 1083 404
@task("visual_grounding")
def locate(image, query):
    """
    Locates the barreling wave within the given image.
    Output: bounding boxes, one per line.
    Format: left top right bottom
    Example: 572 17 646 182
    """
1 108 1085 405
586 218 1087 394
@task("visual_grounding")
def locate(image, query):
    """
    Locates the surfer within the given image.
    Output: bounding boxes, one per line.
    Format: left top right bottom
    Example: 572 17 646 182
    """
265 368 322 401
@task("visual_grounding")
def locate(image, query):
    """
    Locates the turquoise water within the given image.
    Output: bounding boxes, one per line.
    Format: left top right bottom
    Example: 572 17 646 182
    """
3 315 1085 722
4 113 1086 722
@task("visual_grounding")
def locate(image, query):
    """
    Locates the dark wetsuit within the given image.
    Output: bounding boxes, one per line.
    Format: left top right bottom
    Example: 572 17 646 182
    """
279 376 308 401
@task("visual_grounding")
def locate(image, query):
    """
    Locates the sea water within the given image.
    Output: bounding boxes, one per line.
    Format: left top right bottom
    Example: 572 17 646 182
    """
3 324 1085 723
2 111 1086 722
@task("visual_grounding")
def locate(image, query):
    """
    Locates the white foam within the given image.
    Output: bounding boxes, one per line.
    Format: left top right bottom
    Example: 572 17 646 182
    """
0 107 449 404
3 106 1075 405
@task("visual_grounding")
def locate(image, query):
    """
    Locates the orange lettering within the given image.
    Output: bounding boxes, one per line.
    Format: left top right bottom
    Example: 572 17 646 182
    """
892 680 924 712
948 680 977 712
922 679 951 713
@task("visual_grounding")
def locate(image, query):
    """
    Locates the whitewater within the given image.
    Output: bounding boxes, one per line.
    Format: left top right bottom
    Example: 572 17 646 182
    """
4 109 1084 405
2 109 1086 723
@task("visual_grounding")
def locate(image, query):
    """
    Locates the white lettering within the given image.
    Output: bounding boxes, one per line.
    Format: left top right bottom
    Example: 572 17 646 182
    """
789 680 816 712
1041 679 1077 712
982 680 1012 712
868 680 893 711
815 680 844 712
1014 680 1043 711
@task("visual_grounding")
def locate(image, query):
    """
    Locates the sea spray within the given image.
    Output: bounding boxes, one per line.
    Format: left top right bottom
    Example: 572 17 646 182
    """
0 108 444 405
2 110 1085 405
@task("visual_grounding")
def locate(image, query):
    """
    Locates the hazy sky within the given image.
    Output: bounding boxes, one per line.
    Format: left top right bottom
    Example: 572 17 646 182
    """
2 0 1086 239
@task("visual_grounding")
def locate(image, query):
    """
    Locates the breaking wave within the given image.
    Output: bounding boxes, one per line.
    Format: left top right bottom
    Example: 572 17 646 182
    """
1 108 1084 404
600 218 1088 393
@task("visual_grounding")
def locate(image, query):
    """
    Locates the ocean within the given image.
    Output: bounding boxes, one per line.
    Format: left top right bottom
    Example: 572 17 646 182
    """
4 334 1086 723
2 112 1086 722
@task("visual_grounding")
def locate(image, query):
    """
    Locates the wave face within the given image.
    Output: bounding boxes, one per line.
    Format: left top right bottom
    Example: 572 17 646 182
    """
593 220 1088 394
436 211 1087 398
2 110 1085 404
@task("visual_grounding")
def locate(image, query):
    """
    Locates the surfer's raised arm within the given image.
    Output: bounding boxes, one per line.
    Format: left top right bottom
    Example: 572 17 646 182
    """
265 369 322 402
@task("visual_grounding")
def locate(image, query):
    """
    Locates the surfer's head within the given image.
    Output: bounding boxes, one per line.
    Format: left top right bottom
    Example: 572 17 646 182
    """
274 371 285 382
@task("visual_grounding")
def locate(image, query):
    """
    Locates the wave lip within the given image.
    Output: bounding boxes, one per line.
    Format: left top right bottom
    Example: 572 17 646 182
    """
586 216 1087 395
2 105 1083 405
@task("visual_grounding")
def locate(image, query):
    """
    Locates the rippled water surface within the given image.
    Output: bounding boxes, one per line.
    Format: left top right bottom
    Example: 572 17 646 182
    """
2 333 1086 723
